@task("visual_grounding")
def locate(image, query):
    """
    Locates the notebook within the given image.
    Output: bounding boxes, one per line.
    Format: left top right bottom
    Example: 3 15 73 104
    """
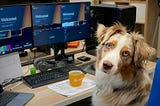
0 84 34 106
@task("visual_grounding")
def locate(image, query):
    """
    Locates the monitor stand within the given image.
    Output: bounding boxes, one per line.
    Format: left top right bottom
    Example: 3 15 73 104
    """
0 52 23 84
19 50 28 57
86 49 97 56
53 43 66 61
52 43 82 65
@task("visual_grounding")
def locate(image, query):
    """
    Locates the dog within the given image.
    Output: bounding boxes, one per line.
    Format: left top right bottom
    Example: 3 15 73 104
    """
92 23 156 106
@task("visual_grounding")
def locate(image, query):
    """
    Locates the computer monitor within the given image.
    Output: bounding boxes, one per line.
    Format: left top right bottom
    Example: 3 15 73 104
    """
0 4 33 83
0 4 33 55
31 2 90 47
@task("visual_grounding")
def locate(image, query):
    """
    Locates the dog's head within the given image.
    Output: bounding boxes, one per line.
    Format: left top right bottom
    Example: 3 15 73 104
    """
96 23 156 80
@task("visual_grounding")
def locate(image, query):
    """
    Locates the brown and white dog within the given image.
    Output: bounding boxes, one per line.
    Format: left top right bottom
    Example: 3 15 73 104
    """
92 23 156 106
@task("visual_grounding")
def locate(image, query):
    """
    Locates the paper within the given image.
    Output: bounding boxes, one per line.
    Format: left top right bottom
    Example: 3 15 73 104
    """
0 52 23 83
48 78 96 97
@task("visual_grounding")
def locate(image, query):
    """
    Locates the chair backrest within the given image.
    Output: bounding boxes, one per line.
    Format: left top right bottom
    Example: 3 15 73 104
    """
147 58 160 106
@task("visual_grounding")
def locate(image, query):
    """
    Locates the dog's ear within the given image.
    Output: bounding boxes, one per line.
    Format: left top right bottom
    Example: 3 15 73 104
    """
96 23 127 43
132 33 156 65
109 22 127 35
96 24 107 43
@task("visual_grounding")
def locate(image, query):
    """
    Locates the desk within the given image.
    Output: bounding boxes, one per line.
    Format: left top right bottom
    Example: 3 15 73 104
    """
6 52 96 106
5 52 156 106
6 74 94 106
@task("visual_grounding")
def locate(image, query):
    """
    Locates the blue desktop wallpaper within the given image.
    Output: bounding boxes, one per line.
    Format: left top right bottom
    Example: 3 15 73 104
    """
32 5 55 26
0 5 33 55
32 2 90 47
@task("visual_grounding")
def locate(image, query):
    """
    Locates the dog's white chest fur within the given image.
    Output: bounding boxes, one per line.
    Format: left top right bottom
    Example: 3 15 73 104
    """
92 70 125 106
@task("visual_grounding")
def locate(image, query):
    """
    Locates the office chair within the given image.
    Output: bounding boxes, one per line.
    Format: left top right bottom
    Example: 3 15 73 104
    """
147 58 160 106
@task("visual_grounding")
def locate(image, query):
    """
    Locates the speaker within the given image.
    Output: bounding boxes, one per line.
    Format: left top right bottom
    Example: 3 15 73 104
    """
34 58 56 72
90 4 136 32
86 4 136 55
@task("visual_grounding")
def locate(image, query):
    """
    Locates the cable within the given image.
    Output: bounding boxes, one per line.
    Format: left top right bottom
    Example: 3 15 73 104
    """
2 76 22 88
81 40 86 52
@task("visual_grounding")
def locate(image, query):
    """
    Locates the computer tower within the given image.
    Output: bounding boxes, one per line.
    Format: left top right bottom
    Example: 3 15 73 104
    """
86 4 136 55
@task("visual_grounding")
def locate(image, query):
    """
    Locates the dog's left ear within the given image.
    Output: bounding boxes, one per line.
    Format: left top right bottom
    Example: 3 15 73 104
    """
132 33 156 64
96 23 127 43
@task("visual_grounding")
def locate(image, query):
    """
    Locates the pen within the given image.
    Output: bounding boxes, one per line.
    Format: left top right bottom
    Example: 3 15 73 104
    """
10 82 23 91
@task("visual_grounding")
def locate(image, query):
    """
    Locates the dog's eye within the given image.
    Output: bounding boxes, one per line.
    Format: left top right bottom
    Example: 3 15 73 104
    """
106 43 112 49
122 51 130 57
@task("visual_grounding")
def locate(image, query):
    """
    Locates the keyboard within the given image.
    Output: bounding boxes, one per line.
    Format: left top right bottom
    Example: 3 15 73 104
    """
22 65 83 88
0 91 19 106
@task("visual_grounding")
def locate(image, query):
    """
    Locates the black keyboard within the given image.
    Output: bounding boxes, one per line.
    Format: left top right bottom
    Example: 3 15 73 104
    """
0 91 19 106
22 65 83 88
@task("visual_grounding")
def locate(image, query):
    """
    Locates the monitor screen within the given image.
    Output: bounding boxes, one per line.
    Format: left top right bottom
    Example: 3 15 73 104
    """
32 2 90 47
0 5 33 55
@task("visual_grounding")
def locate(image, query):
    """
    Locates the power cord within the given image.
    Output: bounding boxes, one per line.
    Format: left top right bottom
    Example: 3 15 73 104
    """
2 76 22 88
81 40 86 52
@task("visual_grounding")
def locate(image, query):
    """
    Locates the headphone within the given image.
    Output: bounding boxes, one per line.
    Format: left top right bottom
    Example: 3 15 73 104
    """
33 58 56 72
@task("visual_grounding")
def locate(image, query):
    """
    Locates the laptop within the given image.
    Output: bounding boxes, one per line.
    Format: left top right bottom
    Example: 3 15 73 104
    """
0 84 34 106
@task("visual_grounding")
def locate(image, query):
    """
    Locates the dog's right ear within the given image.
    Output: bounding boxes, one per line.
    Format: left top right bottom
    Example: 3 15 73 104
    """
96 24 107 43
132 33 156 66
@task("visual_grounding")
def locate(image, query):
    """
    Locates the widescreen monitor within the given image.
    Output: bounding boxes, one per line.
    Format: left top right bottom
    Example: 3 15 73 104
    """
32 2 90 47
0 4 33 55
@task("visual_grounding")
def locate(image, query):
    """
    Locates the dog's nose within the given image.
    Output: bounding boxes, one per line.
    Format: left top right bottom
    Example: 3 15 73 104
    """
103 60 113 70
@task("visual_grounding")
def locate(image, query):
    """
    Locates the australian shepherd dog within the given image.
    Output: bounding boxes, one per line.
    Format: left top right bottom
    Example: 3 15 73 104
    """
92 23 156 106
